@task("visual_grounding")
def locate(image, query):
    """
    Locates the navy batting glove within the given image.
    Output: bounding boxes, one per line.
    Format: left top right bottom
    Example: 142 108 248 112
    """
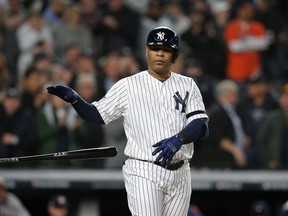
47 84 79 104
152 135 182 167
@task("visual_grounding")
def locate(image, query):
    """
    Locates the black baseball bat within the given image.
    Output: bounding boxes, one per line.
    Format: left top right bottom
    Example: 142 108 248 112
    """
0 146 117 163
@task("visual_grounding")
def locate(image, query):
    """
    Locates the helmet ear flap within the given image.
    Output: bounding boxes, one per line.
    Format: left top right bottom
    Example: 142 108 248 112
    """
173 50 179 63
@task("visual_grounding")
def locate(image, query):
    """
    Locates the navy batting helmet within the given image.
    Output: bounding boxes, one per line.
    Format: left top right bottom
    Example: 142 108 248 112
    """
146 26 179 63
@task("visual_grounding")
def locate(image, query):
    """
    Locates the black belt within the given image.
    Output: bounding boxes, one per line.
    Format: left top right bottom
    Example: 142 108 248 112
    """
155 160 184 170
130 158 184 171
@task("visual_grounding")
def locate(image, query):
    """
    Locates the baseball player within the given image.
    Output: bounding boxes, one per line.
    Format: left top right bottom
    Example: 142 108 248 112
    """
47 26 208 216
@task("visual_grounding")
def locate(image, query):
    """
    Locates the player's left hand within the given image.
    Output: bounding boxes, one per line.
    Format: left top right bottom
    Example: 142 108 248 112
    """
152 135 182 167
47 84 79 104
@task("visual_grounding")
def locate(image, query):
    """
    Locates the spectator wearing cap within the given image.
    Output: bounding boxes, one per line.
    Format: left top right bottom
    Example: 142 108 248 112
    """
0 88 37 164
224 0 271 82
0 176 31 216
47 194 69 216
32 52 54 74
237 75 278 168
256 83 288 169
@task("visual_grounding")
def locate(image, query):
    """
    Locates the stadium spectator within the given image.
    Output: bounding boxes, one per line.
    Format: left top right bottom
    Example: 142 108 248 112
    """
206 79 248 169
254 0 288 80
67 49 104 101
238 75 278 168
97 50 139 169
0 53 12 89
162 0 190 35
16 10 54 78
97 0 141 55
49 63 73 86
20 66 48 112
73 51 97 81
180 8 224 78
181 57 216 112
79 0 105 57
43 0 69 27
224 0 270 82
52 4 94 63
117 47 139 78
47 194 69 216
97 49 139 169
182 58 216 168
0 88 37 162
32 51 54 75
125 0 150 14
208 0 230 79
256 83 288 169
0 176 31 216
70 73 105 168
35 92 73 168
0 6 20 85
0 0 26 27
61 43 81 75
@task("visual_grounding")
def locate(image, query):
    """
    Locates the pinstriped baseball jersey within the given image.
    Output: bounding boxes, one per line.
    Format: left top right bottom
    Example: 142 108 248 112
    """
93 70 208 163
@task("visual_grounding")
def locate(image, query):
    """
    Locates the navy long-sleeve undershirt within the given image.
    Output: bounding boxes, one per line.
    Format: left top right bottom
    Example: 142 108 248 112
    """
72 96 105 124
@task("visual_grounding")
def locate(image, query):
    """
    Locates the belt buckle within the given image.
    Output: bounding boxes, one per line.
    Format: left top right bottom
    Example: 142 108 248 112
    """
166 160 184 170
155 160 184 171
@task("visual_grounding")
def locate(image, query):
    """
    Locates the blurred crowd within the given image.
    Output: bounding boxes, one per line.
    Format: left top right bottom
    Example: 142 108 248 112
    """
0 0 288 170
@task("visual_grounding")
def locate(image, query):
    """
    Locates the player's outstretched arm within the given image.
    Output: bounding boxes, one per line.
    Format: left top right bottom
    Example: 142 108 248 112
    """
152 117 208 166
47 84 104 124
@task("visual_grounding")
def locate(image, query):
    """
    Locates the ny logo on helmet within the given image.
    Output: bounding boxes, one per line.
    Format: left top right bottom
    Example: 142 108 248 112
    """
157 32 165 40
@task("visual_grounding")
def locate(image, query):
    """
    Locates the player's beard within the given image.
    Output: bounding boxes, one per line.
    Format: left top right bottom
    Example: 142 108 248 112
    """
148 60 172 79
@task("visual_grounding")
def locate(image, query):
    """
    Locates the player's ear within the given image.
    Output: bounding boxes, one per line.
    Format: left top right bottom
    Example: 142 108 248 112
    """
145 47 149 59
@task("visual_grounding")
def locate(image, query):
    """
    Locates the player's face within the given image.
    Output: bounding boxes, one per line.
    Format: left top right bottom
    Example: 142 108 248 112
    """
146 45 174 80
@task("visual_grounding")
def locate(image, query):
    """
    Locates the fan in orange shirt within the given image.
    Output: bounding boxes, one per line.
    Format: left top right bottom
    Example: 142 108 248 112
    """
224 0 271 82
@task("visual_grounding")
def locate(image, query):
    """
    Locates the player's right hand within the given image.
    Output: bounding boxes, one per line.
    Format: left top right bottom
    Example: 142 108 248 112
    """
152 135 182 167
47 84 79 104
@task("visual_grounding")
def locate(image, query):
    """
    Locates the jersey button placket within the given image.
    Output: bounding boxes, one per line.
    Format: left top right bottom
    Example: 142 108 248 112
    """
159 83 173 133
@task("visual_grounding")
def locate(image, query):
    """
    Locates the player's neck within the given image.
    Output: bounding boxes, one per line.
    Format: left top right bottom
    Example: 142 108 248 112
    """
147 70 171 81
